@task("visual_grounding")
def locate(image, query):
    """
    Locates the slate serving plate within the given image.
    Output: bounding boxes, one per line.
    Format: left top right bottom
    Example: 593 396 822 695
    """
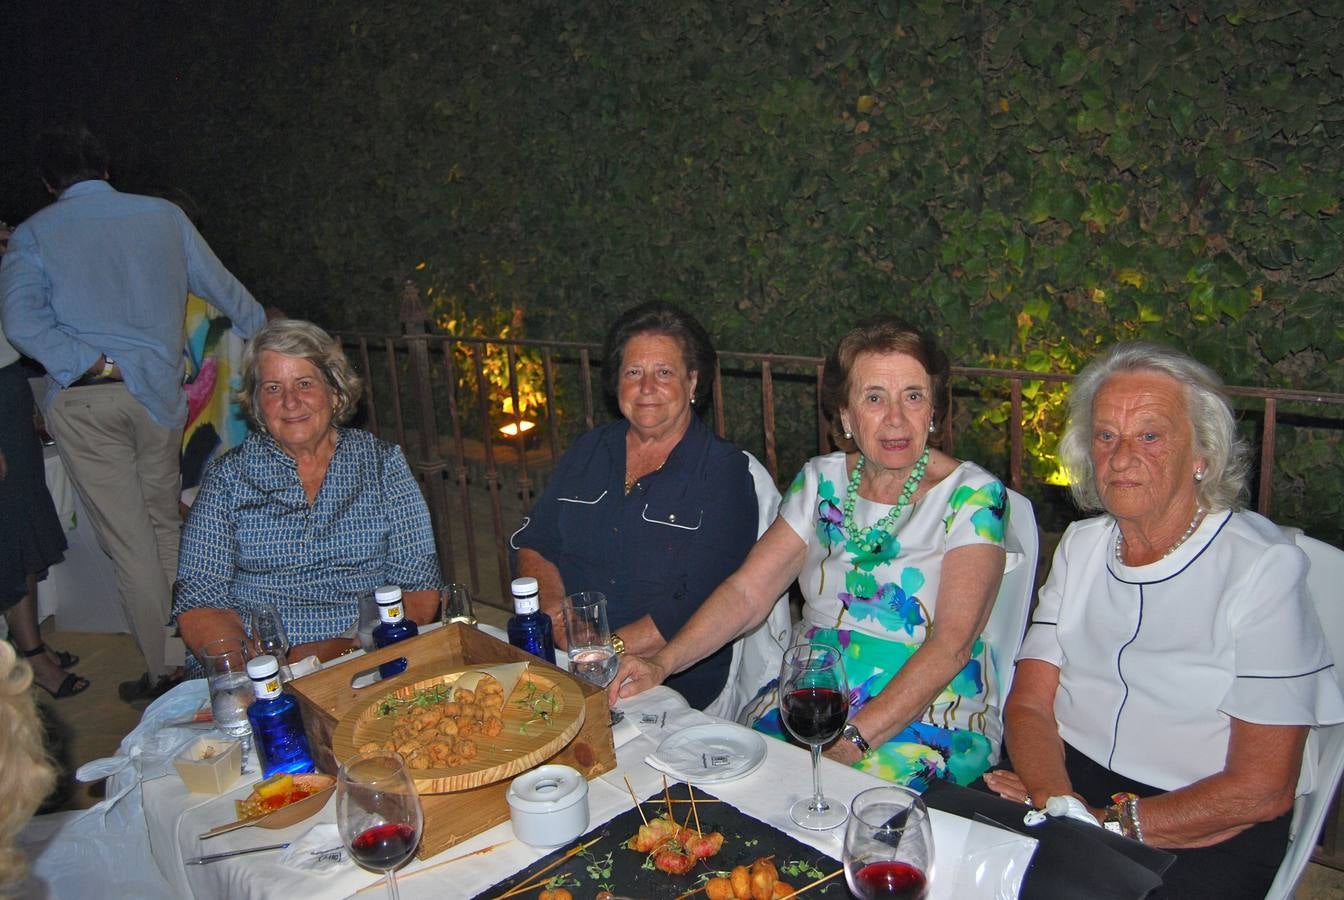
473 782 846 899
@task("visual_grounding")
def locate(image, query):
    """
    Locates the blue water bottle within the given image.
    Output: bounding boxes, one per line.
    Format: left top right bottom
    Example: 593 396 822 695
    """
371 584 419 678
507 576 556 664
245 655 315 777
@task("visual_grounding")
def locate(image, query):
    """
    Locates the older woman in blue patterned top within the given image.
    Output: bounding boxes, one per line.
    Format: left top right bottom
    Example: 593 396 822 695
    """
174 319 440 664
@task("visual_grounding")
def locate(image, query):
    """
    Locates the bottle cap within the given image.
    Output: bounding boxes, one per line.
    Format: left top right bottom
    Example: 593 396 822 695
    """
247 655 280 679
246 655 282 699
374 585 403 606
511 577 540 615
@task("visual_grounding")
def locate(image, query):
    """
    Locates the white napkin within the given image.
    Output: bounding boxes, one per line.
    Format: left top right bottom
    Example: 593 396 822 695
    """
276 823 349 873
287 655 323 679
644 736 746 781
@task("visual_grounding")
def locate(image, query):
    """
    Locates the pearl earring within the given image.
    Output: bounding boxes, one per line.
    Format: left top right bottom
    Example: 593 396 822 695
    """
843 429 852 440
1194 470 1204 482
928 423 935 434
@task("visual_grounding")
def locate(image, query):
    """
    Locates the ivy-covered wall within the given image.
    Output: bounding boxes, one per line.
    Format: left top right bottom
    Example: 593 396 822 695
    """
4 0 1341 535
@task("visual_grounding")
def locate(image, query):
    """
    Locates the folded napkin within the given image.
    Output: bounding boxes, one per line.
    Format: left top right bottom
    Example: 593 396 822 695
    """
277 823 348 874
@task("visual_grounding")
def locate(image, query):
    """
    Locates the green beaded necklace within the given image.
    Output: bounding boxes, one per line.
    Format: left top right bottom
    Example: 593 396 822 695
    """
841 446 930 550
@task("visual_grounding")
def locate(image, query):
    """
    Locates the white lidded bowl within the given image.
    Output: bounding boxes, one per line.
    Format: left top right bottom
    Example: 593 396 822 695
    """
506 764 590 848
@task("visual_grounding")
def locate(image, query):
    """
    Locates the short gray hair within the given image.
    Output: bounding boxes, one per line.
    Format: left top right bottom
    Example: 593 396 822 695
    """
1058 341 1249 513
237 319 364 430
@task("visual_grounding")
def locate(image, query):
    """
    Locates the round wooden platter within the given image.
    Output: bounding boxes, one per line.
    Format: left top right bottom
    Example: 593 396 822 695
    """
329 664 586 795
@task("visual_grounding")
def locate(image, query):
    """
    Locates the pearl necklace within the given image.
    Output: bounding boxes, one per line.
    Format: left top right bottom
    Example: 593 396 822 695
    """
1114 507 1206 563
841 447 929 549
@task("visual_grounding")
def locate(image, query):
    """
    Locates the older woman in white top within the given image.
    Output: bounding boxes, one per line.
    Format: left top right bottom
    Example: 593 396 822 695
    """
985 341 1344 899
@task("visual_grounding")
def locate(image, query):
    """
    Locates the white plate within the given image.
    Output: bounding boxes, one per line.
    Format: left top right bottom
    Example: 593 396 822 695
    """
649 723 768 784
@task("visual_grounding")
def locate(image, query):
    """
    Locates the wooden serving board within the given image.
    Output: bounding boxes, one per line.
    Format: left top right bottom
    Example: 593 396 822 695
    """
329 664 586 795
289 624 616 859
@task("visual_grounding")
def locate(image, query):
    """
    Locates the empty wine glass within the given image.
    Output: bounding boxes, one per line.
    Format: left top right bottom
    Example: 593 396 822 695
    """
778 641 850 830
843 785 934 900
251 601 292 681
337 750 424 899
563 591 623 724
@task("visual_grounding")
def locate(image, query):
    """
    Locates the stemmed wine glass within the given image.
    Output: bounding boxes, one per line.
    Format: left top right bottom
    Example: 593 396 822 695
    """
778 641 850 830
337 750 424 900
843 785 935 900
563 591 623 724
251 601 292 681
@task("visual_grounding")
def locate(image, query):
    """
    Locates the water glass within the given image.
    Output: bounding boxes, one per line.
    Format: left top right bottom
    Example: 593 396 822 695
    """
440 583 477 626
201 637 253 741
843 785 934 900
563 592 616 688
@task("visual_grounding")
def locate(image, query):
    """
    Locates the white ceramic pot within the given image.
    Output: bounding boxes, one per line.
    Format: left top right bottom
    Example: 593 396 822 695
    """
506 764 590 848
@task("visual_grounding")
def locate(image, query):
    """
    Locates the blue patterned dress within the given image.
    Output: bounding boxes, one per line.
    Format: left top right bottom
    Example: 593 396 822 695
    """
747 453 1017 790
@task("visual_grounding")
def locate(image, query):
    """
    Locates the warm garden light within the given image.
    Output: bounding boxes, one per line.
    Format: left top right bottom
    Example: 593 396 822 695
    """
499 419 535 437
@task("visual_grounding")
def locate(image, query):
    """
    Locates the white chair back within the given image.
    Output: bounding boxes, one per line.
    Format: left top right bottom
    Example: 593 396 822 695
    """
1266 532 1344 900
980 488 1039 761
703 452 793 722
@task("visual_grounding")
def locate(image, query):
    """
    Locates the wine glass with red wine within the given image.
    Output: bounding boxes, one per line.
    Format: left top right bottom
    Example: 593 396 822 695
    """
337 750 424 899
778 641 850 830
843 785 934 900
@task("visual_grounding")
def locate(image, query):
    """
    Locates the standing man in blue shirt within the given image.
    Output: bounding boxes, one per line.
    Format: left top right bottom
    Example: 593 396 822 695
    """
0 126 266 702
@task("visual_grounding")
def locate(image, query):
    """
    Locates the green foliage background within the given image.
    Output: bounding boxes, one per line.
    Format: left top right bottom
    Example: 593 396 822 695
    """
6 0 1341 537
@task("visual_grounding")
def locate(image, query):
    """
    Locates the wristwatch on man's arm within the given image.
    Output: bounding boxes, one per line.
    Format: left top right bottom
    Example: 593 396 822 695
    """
840 722 870 756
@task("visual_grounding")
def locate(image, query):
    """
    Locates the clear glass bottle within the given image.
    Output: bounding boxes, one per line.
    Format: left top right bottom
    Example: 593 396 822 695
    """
245 654 315 777
506 576 556 664
371 584 419 678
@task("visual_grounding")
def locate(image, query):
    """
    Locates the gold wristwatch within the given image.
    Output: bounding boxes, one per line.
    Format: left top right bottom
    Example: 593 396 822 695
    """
610 633 626 655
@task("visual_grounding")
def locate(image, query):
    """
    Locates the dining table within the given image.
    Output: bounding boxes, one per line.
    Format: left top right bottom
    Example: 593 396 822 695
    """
20 623 1051 899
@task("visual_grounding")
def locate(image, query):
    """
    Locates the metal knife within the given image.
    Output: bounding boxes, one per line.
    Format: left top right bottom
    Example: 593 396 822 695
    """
184 842 290 865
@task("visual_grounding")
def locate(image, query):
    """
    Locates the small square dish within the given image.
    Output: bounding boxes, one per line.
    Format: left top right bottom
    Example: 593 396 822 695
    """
173 737 243 794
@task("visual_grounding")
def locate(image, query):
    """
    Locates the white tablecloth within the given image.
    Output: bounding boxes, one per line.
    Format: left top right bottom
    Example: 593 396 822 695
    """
21 637 1035 899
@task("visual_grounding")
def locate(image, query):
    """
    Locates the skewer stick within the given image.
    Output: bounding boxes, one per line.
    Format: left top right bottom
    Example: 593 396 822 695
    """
786 867 844 897
662 774 674 812
623 775 648 825
688 782 702 834
490 834 604 899
355 840 515 893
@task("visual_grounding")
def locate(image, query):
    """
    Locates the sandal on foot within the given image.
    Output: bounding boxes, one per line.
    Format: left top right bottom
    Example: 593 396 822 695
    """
18 642 79 669
37 671 90 700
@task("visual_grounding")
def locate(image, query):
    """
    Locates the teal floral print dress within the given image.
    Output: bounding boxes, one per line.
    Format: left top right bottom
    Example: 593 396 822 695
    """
747 453 1018 791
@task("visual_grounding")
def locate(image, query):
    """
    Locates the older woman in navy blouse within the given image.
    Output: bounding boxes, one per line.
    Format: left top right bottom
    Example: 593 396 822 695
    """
174 319 440 664
984 342 1344 899
511 303 756 709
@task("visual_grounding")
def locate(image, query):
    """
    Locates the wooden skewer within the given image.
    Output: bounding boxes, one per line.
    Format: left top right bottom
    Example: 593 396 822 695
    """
687 782 702 835
355 840 514 893
786 867 844 897
643 797 722 804
490 834 604 900
662 774 673 812
623 774 648 825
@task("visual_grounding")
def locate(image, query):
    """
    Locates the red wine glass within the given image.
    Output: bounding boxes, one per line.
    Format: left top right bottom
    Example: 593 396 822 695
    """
337 750 423 899
778 641 850 830
843 785 934 900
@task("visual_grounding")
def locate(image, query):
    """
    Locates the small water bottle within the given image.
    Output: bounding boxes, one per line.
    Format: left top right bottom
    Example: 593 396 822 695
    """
245 655 315 777
507 576 556 664
371 585 419 678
